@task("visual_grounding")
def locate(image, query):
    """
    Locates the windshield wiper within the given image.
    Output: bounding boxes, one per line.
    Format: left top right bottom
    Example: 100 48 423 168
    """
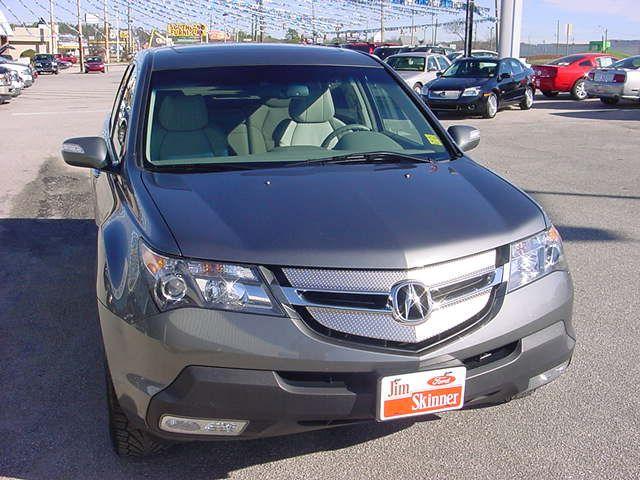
287 151 437 168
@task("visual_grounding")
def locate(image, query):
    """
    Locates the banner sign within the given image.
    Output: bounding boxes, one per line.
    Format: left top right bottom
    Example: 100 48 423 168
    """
167 23 207 38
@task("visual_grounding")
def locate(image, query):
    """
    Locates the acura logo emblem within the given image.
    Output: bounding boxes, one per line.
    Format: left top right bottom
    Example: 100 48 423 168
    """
390 280 432 325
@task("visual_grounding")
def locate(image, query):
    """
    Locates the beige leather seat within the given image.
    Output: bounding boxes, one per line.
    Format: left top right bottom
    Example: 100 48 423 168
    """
150 94 227 162
226 98 291 155
276 89 345 148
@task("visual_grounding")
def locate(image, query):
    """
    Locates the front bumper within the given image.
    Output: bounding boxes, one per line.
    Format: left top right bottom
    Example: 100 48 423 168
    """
34 65 57 73
100 271 575 440
423 94 486 114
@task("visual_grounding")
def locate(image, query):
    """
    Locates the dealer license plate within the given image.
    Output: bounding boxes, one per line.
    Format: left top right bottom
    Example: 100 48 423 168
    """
378 367 466 421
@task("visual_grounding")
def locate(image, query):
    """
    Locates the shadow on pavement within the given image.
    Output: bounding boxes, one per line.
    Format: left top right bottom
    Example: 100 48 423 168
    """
0 218 417 480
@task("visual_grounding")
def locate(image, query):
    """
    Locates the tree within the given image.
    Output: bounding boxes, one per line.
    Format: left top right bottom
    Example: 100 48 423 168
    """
285 28 300 43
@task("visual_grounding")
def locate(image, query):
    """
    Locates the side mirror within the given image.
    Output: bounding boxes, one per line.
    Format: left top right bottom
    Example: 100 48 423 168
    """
447 125 480 152
436 71 443 77
61 136 111 170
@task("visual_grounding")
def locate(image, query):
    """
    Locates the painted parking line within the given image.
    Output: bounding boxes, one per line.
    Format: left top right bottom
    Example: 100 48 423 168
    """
11 110 109 116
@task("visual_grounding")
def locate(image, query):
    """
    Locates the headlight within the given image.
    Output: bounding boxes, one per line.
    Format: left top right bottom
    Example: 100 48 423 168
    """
140 243 281 315
508 226 567 292
461 87 482 97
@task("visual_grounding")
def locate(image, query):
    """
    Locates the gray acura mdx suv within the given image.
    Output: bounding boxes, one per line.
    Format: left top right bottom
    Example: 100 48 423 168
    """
61 44 575 456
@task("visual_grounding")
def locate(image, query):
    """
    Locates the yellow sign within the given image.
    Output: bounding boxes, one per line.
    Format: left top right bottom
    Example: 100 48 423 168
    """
167 23 207 38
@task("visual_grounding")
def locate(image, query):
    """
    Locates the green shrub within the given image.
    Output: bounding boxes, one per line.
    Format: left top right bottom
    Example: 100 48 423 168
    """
20 49 36 58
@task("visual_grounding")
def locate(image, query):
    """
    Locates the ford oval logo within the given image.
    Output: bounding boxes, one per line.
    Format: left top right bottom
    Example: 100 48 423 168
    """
427 374 456 386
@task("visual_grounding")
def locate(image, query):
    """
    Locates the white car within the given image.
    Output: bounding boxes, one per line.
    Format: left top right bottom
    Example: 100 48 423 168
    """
447 50 499 63
0 57 34 87
585 55 640 105
386 52 451 93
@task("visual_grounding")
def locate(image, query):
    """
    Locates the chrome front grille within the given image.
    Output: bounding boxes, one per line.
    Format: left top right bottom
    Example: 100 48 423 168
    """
279 250 504 346
428 90 461 100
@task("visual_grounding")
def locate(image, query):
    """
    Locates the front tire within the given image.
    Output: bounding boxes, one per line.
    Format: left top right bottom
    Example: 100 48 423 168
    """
106 368 170 457
571 79 588 100
520 86 534 110
541 90 559 98
483 93 498 118
600 97 619 106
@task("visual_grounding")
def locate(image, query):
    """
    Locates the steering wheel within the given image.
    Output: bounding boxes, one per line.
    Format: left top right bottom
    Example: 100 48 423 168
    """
320 124 372 149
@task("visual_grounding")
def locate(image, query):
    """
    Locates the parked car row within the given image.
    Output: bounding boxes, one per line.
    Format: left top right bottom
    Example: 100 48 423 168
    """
0 56 36 104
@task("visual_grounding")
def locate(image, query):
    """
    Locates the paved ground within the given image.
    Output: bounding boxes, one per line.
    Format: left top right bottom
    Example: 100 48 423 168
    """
1 67 639 480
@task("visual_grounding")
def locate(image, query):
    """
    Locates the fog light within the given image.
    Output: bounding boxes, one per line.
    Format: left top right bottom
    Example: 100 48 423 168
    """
526 359 570 392
159 415 248 436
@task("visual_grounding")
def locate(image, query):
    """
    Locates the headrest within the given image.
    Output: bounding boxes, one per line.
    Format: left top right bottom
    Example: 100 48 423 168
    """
289 89 335 123
158 94 208 131
264 97 290 108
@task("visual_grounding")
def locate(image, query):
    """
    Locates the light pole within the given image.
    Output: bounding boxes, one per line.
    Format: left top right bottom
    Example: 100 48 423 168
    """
76 0 84 71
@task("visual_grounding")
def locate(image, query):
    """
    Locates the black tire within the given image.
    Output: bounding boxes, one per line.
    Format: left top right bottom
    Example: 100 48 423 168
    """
482 92 498 118
571 78 587 100
520 86 534 110
600 97 619 106
54 70 59 75
106 368 170 457
541 90 559 98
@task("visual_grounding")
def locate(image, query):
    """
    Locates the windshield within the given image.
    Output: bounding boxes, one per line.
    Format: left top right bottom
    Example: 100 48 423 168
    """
612 56 640 69
87 57 102 62
548 55 584 66
144 65 450 170
442 59 497 78
33 54 54 61
386 56 425 71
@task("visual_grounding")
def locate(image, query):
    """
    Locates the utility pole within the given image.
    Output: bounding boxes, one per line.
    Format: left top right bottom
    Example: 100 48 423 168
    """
115 4 119 61
494 0 499 51
410 8 414 45
311 0 316 44
603 28 608 52
49 0 56 54
76 0 84 71
555 19 560 55
258 0 264 42
464 0 474 57
127 0 132 55
565 23 571 56
103 0 109 69
434 17 438 45
379 0 384 43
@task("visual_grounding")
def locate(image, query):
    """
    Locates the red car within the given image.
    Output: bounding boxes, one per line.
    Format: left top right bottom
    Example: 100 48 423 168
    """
533 53 617 100
84 56 105 73
54 53 78 64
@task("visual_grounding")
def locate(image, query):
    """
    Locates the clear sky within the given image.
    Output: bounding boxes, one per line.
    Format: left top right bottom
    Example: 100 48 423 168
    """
1 0 638 43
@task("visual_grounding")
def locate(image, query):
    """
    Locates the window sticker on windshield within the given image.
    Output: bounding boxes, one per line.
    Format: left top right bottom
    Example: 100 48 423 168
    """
424 134 443 146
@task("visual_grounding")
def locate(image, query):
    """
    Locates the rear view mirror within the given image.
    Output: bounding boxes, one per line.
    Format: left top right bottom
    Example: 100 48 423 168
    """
61 136 110 170
447 125 480 152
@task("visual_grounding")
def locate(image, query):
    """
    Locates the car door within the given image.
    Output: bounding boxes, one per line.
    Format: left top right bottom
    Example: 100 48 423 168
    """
497 60 517 102
94 63 136 225
508 58 528 100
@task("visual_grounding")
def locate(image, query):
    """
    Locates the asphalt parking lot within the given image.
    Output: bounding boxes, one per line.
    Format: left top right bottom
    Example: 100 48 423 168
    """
1 67 639 480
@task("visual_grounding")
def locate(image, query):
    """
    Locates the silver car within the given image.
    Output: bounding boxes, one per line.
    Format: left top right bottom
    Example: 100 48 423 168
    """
386 52 451 93
585 55 640 105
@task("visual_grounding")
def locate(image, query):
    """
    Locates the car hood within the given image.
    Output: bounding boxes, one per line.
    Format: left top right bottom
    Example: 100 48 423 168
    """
396 71 423 82
429 76 491 90
141 158 545 269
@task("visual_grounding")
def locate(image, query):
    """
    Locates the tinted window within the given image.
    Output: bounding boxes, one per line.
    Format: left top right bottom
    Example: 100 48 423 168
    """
549 55 585 65
387 56 426 71
443 59 498 77
110 65 136 159
579 60 593 67
612 56 640 69
436 56 449 70
509 59 524 74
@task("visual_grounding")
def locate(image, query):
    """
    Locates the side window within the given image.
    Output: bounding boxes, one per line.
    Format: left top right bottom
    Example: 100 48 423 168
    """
110 64 137 160
427 56 438 72
597 57 614 68
436 56 449 71
509 59 524 74
579 60 593 67
499 61 512 76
